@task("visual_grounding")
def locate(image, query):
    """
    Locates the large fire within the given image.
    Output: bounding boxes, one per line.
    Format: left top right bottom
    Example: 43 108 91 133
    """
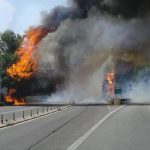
7 27 49 81
5 27 50 105
107 72 115 98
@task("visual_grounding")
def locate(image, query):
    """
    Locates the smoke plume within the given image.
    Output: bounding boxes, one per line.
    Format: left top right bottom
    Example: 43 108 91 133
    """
36 0 150 102
73 0 150 18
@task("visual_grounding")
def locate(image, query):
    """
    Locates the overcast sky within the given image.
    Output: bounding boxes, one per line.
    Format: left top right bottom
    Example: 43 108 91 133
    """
0 0 68 35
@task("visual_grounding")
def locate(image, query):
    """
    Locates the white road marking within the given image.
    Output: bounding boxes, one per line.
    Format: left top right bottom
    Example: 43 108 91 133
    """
107 106 112 113
67 105 125 150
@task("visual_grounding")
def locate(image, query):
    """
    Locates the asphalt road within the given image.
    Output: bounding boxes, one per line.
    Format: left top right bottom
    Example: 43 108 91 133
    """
76 105 150 150
0 105 149 150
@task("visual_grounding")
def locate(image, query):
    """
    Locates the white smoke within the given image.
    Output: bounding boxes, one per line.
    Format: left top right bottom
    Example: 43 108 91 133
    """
127 69 150 103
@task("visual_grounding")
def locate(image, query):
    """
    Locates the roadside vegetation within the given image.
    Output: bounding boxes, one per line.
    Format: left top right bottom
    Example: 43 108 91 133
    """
0 29 22 89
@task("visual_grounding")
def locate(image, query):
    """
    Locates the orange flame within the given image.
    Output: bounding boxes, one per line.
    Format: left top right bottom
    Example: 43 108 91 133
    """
6 27 49 105
5 88 26 106
107 72 115 97
7 27 49 81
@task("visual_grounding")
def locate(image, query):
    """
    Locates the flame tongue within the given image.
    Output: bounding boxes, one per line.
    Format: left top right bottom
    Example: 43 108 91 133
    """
107 72 115 98
5 88 25 106
7 27 49 81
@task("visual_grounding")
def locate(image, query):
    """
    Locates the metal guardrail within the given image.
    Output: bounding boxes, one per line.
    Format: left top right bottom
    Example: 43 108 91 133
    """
0 105 69 127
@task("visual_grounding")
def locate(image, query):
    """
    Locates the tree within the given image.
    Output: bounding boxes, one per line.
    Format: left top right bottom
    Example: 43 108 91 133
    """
0 29 22 54
0 29 22 69
0 30 22 93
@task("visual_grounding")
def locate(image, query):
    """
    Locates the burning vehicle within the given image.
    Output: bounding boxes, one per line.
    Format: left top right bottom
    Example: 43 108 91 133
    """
103 59 134 104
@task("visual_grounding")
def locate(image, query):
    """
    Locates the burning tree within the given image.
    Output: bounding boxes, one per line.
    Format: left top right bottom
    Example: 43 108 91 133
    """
4 27 50 105
7 27 49 81
0 30 23 102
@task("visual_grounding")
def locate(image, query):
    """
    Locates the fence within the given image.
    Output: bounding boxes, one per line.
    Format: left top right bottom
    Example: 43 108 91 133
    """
0 105 69 127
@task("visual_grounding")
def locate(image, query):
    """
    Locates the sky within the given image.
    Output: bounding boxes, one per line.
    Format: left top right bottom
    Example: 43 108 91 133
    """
0 0 68 35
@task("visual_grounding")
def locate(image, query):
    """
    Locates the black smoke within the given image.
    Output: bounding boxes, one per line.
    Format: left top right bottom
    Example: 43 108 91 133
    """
13 70 65 97
73 0 150 18
41 0 150 30
41 6 80 29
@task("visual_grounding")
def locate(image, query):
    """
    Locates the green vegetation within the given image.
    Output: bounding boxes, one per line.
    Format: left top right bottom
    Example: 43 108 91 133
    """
0 29 22 54
0 29 22 89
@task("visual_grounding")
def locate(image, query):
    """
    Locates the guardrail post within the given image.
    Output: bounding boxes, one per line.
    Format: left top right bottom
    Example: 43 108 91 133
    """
23 111 25 119
42 107 44 114
37 108 39 115
1 114 3 124
13 113 15 121
47 107 48 113
31 110 32 117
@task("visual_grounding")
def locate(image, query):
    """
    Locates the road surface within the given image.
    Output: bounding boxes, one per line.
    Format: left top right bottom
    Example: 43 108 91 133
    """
0 105 149 150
